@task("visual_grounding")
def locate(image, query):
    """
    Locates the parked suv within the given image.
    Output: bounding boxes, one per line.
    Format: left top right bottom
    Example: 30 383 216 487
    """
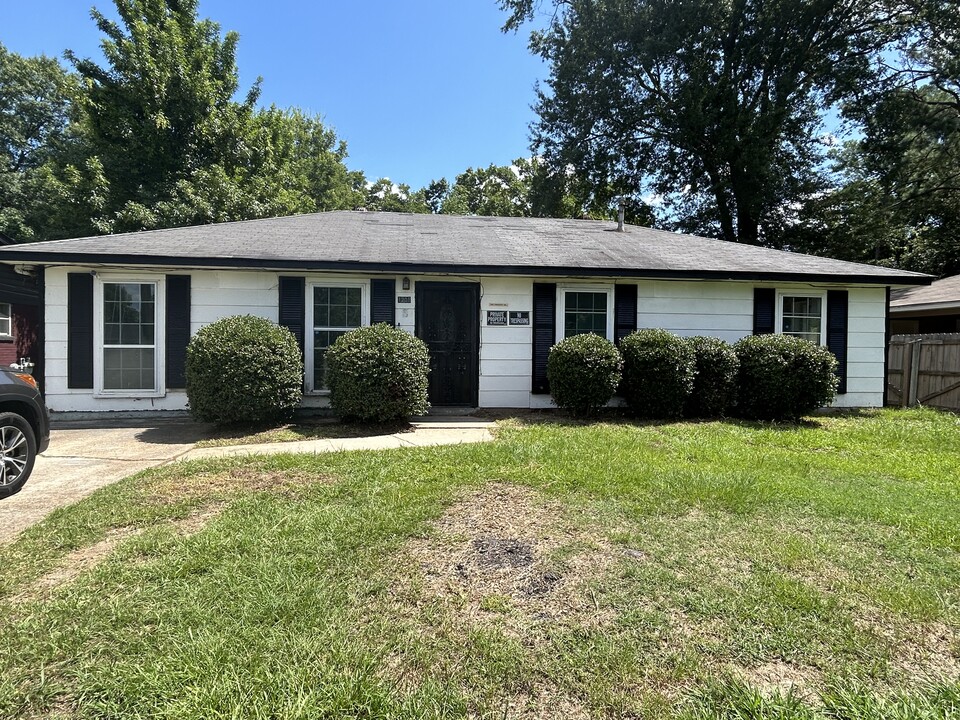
0 367 50 499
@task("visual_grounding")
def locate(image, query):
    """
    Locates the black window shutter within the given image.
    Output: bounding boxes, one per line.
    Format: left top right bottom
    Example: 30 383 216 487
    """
753 288 776 335
614 284 638 344
165 275 191 388
278 276 305 354
370 278 396 325
827 290 848 394
532 283 556 394
67 273 94 389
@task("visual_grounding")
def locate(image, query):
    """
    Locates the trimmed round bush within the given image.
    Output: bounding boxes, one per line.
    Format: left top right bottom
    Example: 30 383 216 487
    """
684 336 739 418
326 323 430 422
547 334 623 415
186 315 303 425
734 334 839 421
620 328 696 418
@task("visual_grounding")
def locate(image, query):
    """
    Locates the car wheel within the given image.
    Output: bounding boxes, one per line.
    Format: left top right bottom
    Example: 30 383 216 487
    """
0 412 37 499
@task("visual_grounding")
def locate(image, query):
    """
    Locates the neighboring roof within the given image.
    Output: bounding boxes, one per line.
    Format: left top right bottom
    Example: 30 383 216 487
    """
890 274 960 312
0 211 932 285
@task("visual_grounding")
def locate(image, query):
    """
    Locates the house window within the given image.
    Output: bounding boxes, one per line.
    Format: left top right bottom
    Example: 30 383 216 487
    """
96 280 163 394
307 283 366 391
778 293 826 345
559 287 613 340
0 304 11 337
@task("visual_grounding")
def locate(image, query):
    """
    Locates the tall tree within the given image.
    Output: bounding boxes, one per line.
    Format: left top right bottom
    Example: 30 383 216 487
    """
0 44 80 240
499 0 890 245
62 0 363 233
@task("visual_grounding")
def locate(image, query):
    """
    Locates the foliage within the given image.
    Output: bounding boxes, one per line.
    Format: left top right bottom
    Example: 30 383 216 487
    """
363 178 430 213
325 323 430 422
0 0 366 240
0 44 83 241
619 329 695 418
547 334 622 414
733 334 838 421
683 336 739 418
185 315 303 425
500 0 888 246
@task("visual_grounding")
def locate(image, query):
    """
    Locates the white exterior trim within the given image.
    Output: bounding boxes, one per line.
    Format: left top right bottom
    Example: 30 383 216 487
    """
93 274 166 399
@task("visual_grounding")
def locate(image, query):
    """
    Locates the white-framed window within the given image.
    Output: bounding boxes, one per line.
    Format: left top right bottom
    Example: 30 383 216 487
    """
0 303 11 337
777 292 826 345
94 277 165 396
557 285 614 340
305 282 368 392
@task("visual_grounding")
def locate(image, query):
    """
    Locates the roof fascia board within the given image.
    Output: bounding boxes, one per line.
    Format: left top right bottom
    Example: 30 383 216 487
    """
0 253 932 286
890 300 960 313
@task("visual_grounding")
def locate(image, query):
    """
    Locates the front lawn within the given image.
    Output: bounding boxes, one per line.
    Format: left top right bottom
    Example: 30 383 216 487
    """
1 409 959 718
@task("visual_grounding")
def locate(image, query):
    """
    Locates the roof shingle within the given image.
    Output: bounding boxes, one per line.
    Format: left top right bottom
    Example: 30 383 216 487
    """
0 211 931 284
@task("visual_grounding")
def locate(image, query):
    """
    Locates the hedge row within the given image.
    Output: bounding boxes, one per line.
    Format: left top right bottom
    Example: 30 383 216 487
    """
547 329 838 421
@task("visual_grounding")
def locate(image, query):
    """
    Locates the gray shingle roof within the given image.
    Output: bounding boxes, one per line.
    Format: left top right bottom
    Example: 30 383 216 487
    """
0 211 931 284
890 274 960 309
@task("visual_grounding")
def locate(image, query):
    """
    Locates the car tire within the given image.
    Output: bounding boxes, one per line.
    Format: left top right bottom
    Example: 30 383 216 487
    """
0 412 37 499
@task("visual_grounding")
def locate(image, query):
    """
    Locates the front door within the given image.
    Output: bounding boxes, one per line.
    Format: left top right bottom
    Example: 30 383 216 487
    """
415 282 480 407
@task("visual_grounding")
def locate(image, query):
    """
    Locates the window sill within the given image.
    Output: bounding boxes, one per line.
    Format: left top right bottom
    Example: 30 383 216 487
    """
94 390 166 400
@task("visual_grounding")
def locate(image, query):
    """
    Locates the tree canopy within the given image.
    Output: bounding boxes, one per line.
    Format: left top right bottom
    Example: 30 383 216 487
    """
499 0 890 246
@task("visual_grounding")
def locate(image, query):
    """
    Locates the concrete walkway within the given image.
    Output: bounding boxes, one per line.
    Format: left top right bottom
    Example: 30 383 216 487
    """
180 419 494 462
0 417 494 544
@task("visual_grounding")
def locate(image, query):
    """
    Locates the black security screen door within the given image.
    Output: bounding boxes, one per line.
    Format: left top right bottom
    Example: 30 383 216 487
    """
416 282 480 407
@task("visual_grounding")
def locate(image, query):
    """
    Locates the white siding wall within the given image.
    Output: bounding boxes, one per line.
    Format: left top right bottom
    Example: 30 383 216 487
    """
636 281 754 341
43 267 889 412
479 276 533 408
836 286 887 408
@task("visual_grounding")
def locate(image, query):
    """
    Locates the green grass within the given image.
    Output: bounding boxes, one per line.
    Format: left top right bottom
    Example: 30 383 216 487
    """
1 408 959 718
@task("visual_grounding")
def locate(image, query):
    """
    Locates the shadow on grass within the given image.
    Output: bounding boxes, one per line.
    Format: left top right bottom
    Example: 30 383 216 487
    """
185 418 412 447
477 406 885 432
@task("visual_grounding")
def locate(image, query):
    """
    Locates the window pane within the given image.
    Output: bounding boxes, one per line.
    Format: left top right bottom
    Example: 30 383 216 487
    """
564 292 608 339
103 348 154 390
329 304 347 327
314 285 362 331
781 295 822 344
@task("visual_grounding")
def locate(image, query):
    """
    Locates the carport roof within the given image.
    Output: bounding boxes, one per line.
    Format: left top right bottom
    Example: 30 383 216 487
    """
0 211 933 285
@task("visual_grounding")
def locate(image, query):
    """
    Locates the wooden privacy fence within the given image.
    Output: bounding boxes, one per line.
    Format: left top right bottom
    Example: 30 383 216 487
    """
887 333 960 410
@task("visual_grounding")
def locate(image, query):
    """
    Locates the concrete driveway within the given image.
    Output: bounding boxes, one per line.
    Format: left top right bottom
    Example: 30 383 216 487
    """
0 419 206 544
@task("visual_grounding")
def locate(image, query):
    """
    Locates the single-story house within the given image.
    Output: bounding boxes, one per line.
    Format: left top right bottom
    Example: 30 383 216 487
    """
0 211 931 414
890 274 960 334
0 232 42 384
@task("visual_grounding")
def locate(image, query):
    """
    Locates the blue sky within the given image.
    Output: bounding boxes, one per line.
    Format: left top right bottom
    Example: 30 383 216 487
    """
3 1 547 189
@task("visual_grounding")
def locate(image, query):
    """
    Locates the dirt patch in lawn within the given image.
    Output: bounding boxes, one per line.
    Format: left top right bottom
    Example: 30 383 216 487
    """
856 615 960 684
399 483 617 632
730 659 823 699
12 505 224 602
144 467 328 503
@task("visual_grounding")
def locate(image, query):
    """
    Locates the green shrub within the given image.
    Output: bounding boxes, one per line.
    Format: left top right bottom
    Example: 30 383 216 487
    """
326 323 430 422
619 328 696 418
734 334 839 421
547 334 623 415
186 315 303 425
684 336 739 418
